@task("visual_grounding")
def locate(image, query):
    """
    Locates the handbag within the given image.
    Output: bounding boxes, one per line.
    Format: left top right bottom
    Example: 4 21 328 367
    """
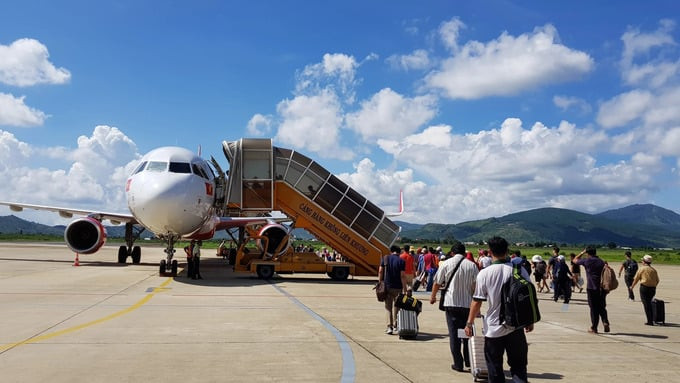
439 256 464 311
374 255 387 302
374 281 386 302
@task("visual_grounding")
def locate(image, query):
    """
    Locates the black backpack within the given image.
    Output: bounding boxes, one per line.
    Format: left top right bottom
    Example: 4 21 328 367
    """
499 264 541 328
626 260 638 276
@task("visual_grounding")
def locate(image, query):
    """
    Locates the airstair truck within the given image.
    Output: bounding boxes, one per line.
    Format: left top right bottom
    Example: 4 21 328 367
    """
221 139 401 280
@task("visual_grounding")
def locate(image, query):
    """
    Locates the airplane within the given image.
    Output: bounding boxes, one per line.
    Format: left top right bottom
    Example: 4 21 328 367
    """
0 146 292 276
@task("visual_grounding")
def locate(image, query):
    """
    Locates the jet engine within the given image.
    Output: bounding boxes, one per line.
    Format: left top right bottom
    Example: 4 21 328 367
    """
64 217 108 254
256 223 291 257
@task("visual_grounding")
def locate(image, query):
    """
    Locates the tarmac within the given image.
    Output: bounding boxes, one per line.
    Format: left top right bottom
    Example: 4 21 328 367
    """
0 243 679 383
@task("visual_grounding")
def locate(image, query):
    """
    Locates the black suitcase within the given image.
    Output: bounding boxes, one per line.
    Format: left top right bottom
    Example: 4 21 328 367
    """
395 293 423 313
652 298 665 325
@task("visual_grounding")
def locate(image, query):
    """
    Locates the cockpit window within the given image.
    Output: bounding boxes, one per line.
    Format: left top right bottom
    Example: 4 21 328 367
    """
132 161 147 175
146 161 168 172
192 163 208 179
169 162 191 173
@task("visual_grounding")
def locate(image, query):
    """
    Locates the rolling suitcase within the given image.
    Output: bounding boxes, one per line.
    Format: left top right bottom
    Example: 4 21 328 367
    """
652 298 665 325
468 324 488 382
397 308 418 339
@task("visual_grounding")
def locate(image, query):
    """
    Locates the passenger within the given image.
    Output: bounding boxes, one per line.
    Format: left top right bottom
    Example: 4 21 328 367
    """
478 249 492 269
430 241 478 373
618 251 638 301
465 250 477 267
412 248 427 291
378 245 407 335
569 253 583 293
532 255 549 293
573 246 610 333
520 254 532 277
465 236 532 383
631 255 660 326
553 255 572 303
185 241 194 278
547 246 559 291
425 247 437 291
400 245 415 288
192 240 203 280
217 240 228 259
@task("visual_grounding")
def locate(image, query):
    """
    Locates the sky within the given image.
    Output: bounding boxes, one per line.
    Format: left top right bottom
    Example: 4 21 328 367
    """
1 1 680 226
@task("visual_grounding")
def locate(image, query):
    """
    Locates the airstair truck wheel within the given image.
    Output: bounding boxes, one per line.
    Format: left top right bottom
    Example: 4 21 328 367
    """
256 265 275 280
330 267 350 281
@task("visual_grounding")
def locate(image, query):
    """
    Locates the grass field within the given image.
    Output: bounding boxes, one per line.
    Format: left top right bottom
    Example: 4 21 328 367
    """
2 235 679 265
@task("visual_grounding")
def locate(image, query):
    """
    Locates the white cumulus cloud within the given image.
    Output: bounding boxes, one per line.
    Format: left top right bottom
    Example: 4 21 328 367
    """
275 89 353 160
346 88 437 141
246 113 272 136
386 49 432 71
0 93 48 127
0 38 71 87
0 127 139 224
424 24 594 99
553 95 592 114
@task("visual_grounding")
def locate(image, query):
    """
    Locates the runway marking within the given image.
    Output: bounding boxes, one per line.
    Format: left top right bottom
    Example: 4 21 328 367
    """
0 278 172 353
270 283 356 383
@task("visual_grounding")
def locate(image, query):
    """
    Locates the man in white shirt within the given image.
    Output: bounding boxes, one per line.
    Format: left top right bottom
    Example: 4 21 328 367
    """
430 242 478 372
465 236 533 383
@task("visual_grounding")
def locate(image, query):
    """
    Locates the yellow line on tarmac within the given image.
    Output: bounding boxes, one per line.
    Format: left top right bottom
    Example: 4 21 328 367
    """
0 278 172 352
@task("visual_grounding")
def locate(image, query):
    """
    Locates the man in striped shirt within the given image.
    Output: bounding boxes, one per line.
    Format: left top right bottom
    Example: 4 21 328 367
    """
430 241 479 372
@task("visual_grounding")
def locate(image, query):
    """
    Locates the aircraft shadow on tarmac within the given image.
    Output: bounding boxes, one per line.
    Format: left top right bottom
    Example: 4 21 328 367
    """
525 372 564 380
0 257 158 267
406 331 448 341
170 257 379 288
612 332 669 339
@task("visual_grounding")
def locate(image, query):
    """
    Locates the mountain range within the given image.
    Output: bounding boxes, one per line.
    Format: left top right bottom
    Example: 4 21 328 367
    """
396 204 680 248
1 203 679 248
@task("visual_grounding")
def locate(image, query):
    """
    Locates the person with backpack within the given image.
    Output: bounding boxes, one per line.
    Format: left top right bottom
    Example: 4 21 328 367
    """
465 236 533 383
574 246 610 334
618 251 638 301
631 255 660 325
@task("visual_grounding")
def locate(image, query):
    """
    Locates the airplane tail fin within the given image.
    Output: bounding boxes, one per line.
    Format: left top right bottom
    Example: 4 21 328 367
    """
386 190 404 217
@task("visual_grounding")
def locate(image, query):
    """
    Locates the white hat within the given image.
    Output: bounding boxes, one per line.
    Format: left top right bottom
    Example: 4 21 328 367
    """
642 254 653 264
558 255 565 262
532 255 542 262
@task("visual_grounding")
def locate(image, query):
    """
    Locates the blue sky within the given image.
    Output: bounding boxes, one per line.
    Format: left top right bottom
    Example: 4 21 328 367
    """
1 1 680 225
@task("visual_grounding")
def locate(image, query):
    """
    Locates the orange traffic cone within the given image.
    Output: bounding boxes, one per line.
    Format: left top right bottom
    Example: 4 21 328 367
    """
73 253 80 267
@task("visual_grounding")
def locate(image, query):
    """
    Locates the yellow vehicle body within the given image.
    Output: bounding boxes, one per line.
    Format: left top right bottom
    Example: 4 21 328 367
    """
273 181 387 277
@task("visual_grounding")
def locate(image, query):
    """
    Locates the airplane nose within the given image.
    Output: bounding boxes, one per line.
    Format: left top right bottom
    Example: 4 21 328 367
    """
128 175 205 235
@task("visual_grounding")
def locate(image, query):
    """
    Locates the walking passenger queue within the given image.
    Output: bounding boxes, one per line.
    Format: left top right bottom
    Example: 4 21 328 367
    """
378 238 663 383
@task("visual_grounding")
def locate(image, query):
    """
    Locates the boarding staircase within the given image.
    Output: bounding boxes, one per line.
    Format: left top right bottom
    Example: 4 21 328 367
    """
218 138 401 276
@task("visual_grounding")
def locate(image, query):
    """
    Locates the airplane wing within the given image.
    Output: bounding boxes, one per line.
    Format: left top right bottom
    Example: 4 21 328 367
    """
0 202 136 226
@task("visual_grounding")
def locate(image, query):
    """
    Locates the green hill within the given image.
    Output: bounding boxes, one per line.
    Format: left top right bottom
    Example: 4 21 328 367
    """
400 205 680 248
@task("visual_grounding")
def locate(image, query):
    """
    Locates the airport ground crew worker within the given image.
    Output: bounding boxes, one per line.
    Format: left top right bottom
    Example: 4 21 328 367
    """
192 240 203 279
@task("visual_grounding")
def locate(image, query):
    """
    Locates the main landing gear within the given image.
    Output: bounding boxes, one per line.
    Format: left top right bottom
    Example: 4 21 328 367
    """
117 223 144 264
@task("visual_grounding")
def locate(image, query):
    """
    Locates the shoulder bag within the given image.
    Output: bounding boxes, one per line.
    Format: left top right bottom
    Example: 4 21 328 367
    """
374 256 387 302
439 256 464 311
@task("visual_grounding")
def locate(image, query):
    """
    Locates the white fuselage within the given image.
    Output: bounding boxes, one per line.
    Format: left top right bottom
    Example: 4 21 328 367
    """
126 147 217 238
